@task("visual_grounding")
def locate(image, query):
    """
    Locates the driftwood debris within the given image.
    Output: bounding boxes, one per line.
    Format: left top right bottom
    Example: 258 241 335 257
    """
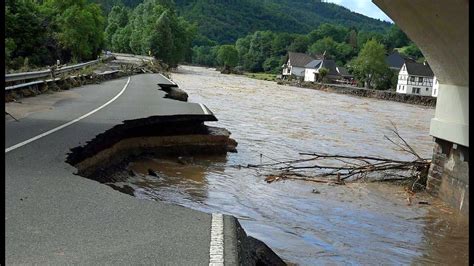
244 122 431 190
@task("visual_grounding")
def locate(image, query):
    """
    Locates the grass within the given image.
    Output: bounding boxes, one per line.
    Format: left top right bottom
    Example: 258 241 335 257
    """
244 72 277 81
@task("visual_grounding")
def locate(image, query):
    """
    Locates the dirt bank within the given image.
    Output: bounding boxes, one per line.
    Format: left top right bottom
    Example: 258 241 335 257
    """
66 115 237 184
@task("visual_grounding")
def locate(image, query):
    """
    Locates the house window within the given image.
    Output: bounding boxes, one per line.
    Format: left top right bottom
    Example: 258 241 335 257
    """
410 76 415 82
426 88 429 91
412 87 420 94
418 77 423 83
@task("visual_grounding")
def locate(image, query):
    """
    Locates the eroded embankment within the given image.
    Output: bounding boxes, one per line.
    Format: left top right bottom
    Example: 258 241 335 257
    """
66 115 237 184
65 114 290 265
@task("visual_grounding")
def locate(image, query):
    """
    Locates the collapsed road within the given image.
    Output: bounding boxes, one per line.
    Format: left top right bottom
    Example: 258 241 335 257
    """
5 73 284 265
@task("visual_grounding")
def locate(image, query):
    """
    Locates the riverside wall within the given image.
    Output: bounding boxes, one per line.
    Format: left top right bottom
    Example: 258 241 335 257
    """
277 80 436 107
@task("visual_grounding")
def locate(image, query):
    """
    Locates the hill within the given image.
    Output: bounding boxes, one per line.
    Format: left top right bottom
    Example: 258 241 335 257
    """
93 0 392 44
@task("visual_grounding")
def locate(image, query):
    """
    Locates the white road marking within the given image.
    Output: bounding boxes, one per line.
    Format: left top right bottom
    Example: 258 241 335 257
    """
199 103 210 115
158 73 177 86
209 213 224 266
5 77 131 153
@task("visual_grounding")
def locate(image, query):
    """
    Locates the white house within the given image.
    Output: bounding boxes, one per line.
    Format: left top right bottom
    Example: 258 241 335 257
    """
432 76 439 97
303 59 341 82
396 61 435 96
282 52 316 79
303 59 322 82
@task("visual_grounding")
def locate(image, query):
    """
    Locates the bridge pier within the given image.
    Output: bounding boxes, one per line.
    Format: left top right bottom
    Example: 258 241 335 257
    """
373 0 469 214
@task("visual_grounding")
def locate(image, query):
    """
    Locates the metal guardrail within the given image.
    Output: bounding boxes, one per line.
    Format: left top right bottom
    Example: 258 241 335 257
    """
5 70 121 91
55 59 100 75
5 56 112 84
5 69 52 83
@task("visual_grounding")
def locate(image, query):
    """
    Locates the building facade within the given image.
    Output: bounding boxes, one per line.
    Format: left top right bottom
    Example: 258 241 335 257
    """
396 61 434 96
303 59 344 83
282 52 315 79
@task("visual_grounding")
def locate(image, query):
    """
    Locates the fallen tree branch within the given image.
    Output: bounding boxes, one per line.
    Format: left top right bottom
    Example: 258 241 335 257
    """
244 123 430 191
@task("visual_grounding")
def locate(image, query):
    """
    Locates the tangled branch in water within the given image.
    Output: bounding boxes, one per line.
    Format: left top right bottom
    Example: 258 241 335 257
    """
239 122 431 191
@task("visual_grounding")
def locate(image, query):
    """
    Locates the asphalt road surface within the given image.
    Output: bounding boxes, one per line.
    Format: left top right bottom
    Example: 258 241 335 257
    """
5 74 237 265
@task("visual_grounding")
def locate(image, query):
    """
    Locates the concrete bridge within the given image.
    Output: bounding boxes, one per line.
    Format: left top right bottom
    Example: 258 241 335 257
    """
374 0 469 214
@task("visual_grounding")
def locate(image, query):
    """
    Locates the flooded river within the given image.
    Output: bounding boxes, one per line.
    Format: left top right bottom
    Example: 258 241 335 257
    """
127 66 468 265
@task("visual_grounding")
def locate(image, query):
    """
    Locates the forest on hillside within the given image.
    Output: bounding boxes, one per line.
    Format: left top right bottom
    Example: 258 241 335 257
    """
6 0 423 90
92 0 392 45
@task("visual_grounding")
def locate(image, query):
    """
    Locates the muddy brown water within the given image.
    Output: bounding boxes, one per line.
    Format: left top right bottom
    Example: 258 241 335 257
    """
119 66 468 265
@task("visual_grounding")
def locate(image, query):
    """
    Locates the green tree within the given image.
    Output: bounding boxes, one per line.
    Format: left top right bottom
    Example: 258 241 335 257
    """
5 0 48 68
271 32 294 56
192 45 218 66
262 56 281 73
112 24 132 52
357 31 384 50
217 45 239 69
349 38 389 89
106 0 196 66
383 25 409 52
346 29 358 49
149 10 174 63
242 31 274 71
288 35 309 53
397 42 423 60
313 23 349 43
308 37 353 65
105 5 129 48
308 37 337 56
49 0 106 61
318 67 329 82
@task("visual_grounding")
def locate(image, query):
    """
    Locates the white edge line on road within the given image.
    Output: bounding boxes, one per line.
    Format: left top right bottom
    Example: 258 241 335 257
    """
5 77 131 153
199 103 210 115
209 213 224 266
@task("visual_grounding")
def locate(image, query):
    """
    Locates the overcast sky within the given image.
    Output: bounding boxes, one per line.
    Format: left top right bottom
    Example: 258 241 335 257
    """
325 0 393 23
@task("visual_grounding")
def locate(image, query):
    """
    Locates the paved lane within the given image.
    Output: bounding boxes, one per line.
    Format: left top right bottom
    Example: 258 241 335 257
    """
5 74 230 265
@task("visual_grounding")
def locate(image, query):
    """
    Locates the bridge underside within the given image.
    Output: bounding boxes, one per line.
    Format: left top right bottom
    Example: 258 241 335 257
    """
373 0 469 214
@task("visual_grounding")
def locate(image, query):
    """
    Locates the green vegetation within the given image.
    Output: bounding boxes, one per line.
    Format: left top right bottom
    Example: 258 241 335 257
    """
6 0 196 70
192 22 423 90
6 0 106 70
349 38 391 89
396 43 423 60
217 45 239 69
174 0 391 44
7 0 423 92
92 0 391 44
104 0 196 67
318 67 329 82
243 72 277 82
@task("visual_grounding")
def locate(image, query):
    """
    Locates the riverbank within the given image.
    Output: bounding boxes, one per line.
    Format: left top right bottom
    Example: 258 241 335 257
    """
238 72 436 107
243 72 277 82
277 80 437 107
